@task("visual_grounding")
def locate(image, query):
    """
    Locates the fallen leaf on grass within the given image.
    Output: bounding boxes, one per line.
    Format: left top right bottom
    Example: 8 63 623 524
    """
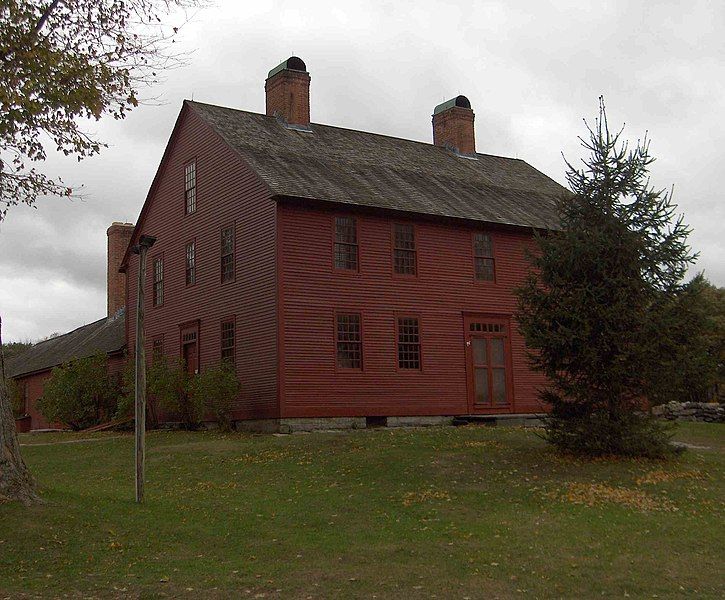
551 483 678 512
463 440 504 449
635 469 706 486
402 489 452 506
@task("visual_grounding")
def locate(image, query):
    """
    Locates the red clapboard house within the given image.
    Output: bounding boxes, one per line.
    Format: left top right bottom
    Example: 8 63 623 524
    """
118 56 567 431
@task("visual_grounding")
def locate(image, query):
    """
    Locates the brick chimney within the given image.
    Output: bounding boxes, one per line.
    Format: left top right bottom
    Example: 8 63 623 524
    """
265 56 310 127
107 222 134 317
432 95 476 155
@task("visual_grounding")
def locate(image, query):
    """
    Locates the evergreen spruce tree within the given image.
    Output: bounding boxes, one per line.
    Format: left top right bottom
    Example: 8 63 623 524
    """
516 98 699 457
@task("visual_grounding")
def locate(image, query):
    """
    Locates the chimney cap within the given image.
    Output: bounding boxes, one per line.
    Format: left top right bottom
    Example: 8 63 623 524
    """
267 56 307 79
107 221 134 234
433 95 472 115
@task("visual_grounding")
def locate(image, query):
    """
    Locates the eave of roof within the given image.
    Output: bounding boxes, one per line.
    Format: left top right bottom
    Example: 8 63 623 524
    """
6 312 126 379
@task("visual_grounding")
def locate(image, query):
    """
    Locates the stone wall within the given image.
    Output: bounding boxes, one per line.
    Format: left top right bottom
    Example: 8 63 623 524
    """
652 402 724 423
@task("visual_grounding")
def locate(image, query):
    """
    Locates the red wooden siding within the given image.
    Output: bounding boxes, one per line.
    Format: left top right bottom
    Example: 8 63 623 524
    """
14 371 53 430
278 203 546 417
125 106 278 420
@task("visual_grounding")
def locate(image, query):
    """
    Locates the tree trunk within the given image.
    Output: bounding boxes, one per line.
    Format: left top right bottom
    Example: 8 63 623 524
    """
0 315 40 505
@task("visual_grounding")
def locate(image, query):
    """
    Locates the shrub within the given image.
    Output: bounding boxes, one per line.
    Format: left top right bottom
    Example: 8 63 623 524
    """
147 357 200 429
190 363 240 431
37 352 117 430
115 354 161 428
7 378 25 418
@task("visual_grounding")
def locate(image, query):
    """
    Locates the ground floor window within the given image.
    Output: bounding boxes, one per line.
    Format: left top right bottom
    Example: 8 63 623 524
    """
336 313 362 369
397 316 421 370
221 318 236 367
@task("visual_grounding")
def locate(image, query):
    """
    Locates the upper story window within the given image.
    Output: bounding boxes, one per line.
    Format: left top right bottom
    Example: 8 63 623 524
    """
393 223 416 275
336 313 362 369
221 225 234 283
184 160 196 214
334 216 358 270
397 316 421 370
221 318 235 367
185 241 196 286
473 233 495 281
152 256 164 307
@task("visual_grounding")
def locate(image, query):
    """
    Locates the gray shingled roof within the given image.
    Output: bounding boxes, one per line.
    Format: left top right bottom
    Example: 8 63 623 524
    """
188 101 567 229
6 312 126 378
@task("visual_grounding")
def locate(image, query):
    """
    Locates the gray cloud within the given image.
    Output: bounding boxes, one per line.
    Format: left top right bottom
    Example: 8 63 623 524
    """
1 0 723 341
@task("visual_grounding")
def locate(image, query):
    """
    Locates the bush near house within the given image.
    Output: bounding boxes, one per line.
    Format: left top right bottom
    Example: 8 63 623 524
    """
118 358 240 430
37 352 119 430
6 377 25 418
146 357 201 429
189 362 240 431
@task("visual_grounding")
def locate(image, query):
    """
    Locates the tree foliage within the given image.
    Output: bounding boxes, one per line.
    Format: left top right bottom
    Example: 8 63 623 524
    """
1 340 32 360
700 280 725 399
0 0 205 219
37 352 118 430
516 98 702 457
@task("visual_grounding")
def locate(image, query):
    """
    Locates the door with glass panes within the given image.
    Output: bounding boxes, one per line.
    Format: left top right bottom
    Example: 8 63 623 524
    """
464 315 513 413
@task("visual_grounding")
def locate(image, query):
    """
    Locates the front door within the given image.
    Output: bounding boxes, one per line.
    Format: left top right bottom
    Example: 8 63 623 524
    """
465 316 513 413
183 340 198 375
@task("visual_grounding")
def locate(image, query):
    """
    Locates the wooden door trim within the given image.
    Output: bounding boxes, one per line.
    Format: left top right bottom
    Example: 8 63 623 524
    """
179 319 200 375
463 313 514 414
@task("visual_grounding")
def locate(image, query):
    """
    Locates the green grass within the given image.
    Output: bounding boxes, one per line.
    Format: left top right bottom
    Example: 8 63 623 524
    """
1 423 723 599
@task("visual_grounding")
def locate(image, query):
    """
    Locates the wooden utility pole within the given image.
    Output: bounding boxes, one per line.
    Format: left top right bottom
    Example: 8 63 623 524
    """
132 235 156 504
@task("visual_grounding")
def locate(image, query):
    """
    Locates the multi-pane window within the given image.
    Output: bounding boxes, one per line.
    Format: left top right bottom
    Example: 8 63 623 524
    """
397 316 421 370
152 257 164 306
221 319 235 366
152 337 164 363
185 241 196 286
473 233 495 281
336 313 362 369
393 224 416 275
334 216 358 270
184 160 196 214
221 226 234 283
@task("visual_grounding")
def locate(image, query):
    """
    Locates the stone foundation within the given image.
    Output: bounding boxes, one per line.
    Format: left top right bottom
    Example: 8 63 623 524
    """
278 417 366 433
223 413 550 433
234 419 281 434
652 402 724 423
386 416 455 427
228 416 457 433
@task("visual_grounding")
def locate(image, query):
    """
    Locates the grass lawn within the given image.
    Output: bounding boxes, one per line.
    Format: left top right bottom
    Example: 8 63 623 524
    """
1 423 723 599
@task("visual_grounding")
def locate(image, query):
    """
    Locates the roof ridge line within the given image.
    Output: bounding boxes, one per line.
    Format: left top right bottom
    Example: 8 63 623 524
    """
26 316 108 349
185 100 527 164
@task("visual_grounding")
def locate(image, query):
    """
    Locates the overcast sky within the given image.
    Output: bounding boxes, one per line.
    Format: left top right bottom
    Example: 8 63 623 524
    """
1 0 723 342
